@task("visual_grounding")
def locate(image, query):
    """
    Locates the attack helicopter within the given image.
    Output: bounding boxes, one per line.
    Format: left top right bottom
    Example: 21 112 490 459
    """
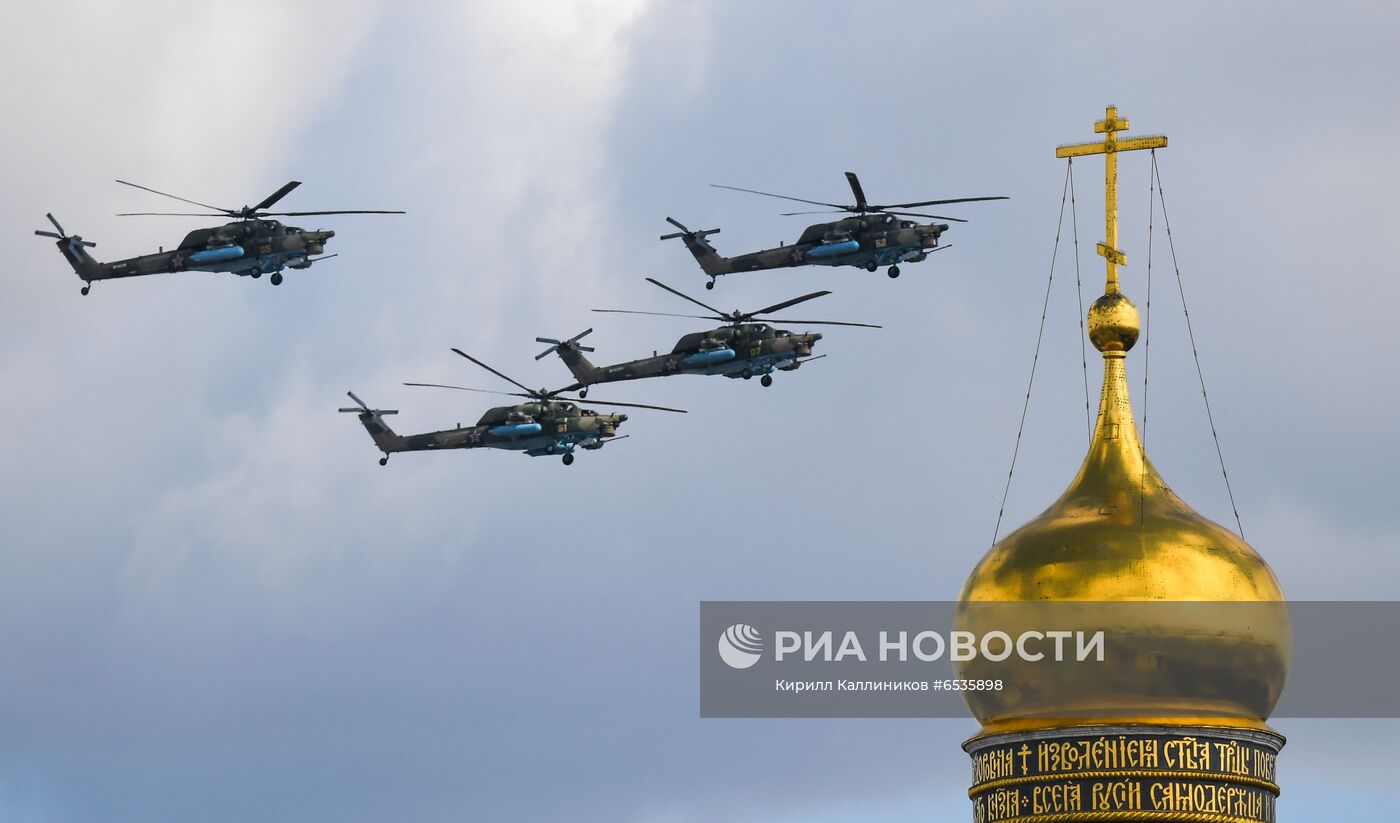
663 171 1006 288
35 179 403 294
538 278 879 394
343 350 684 466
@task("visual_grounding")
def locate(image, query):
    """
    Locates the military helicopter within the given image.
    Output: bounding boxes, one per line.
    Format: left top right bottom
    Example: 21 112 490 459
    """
343 350 684 466
538 278 879 393
35 179 403 294
663 171 1007 288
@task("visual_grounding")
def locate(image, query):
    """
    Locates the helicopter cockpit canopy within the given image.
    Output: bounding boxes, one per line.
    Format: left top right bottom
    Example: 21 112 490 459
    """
796 223 842 245
177 226 225 249
476 405 524 426
672 331 709 353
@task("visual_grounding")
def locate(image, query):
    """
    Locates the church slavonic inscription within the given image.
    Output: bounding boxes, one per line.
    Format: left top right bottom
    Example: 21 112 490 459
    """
967 729 1282 822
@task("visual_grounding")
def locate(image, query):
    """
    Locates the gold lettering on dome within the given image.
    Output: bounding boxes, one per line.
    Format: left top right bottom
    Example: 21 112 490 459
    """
1032 782 1082 814
1148 782 1267 819
1091 779 1142 811
972 748 1017 783
1253 749 1277 782
1214 740 1251 775
1140 738 1160 769
984 788 1022 821
1163 736 1212 771
970 734 1278 821
1033 736 1162 774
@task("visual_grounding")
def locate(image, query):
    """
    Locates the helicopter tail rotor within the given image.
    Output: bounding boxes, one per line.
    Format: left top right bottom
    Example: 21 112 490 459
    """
661 217 730 283
534 329 603 388
339 392 404 464
36 213 102 293
534 328 596 360
660 216 720 241
338 390 398 417
34 213 96 248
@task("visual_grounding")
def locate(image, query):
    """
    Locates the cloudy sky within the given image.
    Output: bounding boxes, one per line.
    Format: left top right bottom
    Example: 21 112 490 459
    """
2 1 1397 820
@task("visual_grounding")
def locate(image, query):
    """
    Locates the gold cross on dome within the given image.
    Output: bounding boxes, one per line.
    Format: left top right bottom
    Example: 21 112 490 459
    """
1055 106 1167 294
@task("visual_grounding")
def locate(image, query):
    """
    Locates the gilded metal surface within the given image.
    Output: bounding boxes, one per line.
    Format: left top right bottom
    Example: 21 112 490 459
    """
957 336 1288 731
959 107 1287 737
1054 105 1167 293
1086 292 1141 352
959 107 1287 823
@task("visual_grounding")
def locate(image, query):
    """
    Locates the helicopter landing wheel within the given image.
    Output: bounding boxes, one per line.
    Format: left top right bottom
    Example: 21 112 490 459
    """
887 265 900 279
270 272 283 286
250 270 262 279
705 280 715 290
866 261 878 272
760 374 773 387
562 453 575 466
80 285 90 296
742 368 753 380
378 456 388 466
579 387 588 398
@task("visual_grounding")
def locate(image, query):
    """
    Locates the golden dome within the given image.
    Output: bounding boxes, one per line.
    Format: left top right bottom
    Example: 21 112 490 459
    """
955 293 1288 735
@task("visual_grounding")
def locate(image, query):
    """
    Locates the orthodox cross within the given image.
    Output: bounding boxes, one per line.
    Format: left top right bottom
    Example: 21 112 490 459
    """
1055 106 1167 294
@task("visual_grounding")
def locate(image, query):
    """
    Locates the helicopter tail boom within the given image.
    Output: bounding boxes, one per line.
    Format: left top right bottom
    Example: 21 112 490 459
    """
554 342 602 387
661 217 731 277
357 411 408 454
339 392 407 456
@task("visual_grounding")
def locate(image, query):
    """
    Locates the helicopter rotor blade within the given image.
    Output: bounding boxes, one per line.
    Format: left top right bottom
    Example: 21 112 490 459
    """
590 309 716 321
553 396 687 413
644 277 726 317
260 209 407 216
402 382 532 399
660 216 692 240
46 213 65 235
778 210 849 216
745 290 832 319
876 195 1009 209
750 318 883 328
568 328 594 344
252 181 302 212
449 348 539 397
844 172 869 211
117 211 231 217
710 183 845 211
34 230 63 239
339 390 396 414
879 210 968 222
115 179 231 214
